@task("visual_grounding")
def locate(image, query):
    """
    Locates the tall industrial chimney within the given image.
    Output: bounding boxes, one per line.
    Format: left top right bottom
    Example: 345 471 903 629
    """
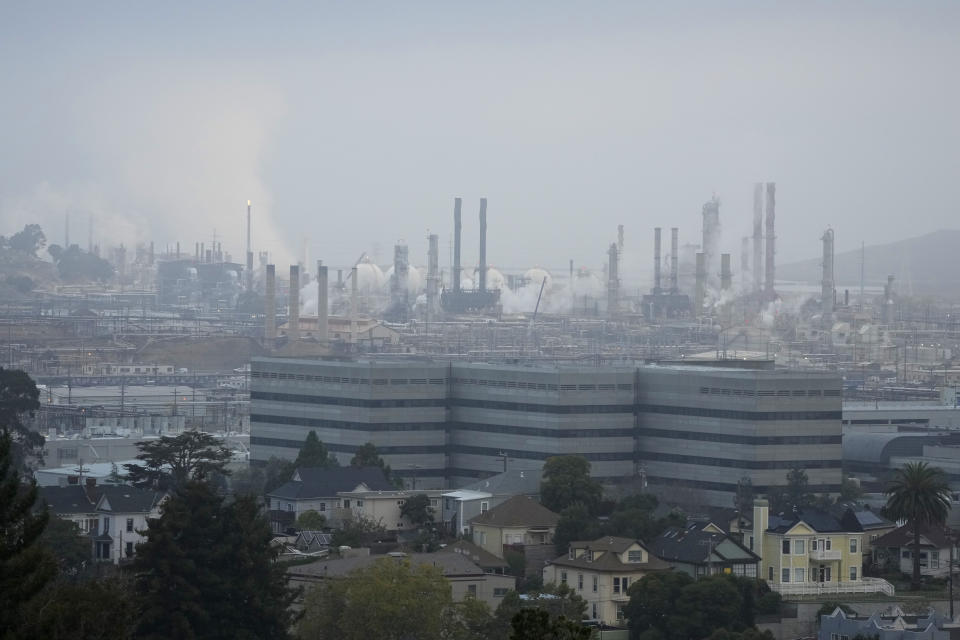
317 260 328 343
607 243 619 317
265 264 276 347
695 252 706 316
741 237 750 290
653 227 662 294
288 265 300 344
246 200 253 292
453 197 462 293
88 214 94 253
65 212 70 248
670 227 679 294
618 224 624 254
478 198 487 292
427 234 439 316
720 253 732 291
176 241 180 259
764 182 776 301
350 266 358 347
701 196 720 288
753 183 763 295
821 228 835 329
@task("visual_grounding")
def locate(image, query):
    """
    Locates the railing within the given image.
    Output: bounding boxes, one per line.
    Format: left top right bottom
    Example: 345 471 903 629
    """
773 577 895 597
810 549 842 561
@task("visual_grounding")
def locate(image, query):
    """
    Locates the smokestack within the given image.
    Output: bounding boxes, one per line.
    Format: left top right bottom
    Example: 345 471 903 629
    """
246 200 253 292
670 227 679 294
453 197 462 293
427 234 439 316
701 196 720 287
720 253 732 291
821 228 835 329
350 266 358 347
753 183 763 295
882 275 895 324
176 241 180 259
618 224 624 254
317 261 328 342
695 252 706 317
288 265 300 344
201 242 206 263
65 212 70 248
149 241 154 265
764 182 776 300
607 243 619 317
337 269 343 287
88 214 93 253
741 237 750 290
265 264 276 346
478 198 487 292
653 227 662 294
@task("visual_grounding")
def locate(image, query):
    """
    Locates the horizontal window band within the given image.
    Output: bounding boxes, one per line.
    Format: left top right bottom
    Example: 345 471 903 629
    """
639 453 842 470
637 427 842 445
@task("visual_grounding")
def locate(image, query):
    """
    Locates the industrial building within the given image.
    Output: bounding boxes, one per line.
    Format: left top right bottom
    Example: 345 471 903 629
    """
250 357 842 506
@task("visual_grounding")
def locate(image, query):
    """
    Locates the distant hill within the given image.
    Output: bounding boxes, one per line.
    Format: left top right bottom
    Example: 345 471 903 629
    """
777 229 960 295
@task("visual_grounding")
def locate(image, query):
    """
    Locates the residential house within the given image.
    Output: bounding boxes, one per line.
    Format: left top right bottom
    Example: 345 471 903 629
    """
872 524 959 578
266 466 395 533
443 468 541 536
446 539 511 576
335 488 444 534
470 495 560 560
833 505 896 568
650 520 760 578
287 552 516 609
91 485 165 563
543 536 671 625
744 499 895 596
819 606 954 640
37 485 101 536
294 530 334 554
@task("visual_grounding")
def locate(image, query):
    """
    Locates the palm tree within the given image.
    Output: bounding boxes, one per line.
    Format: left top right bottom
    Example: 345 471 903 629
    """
885 462 951 589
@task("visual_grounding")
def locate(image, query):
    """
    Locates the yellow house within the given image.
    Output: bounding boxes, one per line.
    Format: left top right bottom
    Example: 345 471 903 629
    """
745 499 894 596
543 536 671 625
470 496 560 560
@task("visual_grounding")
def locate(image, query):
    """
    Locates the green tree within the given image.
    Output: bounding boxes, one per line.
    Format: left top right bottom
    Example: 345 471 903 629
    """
707 629 775 640
541 456 602 515
400 493 435 527
445 597 501 640
298 557 453 640
39 514 91 576
7 224 46 256
0 430 56 634
0 367 43 466
134 481 295 638
294 430 339 468
18 575 138 640
509 609 591 640
47 244 114 283
885 461 951 589
124 431 233 490
295 510 327 531
674 576 743 639
331 514 387 549
840 477 863 503
625 572 695 639
769 468 815 513
554 502 601 555
350 442 394 482
602 494 683 542
263 457 297 494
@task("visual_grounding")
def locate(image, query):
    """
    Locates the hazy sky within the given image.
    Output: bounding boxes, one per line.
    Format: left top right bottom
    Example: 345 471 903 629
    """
1 2 958 276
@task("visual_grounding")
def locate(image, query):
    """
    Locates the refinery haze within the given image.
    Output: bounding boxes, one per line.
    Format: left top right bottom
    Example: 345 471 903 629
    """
1 2 958 272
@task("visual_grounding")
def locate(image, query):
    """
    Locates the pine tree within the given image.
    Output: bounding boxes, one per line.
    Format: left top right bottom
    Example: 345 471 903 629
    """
0 430 56 633
134 481 295 639
294 430 338 469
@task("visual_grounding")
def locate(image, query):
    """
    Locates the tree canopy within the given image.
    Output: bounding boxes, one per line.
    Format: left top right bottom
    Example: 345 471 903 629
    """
768 467 816 514
400 493 435 527
47 244 114 283
124 431 233 490
541 456 603 515
294 430 339 469
5 224 46 256
509 609 591 640
135 480 295 638
295 510 327 531
885 461 951 588
0 367 43 466
350 441 395 483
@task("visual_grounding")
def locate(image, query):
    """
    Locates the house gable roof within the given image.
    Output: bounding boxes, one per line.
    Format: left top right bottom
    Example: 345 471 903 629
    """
650 524 759 565
95 486 163 513
269 466 395 501
37 485 99 515
469 495 559 529
872 523 955 549
549 536 672 572
767 507 860 534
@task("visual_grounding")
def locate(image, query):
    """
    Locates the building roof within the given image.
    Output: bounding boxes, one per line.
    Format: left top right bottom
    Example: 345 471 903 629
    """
650 523 759 565
872 523 955 550
767 507 858 534
442 490 493 501
95 485 164 513
37 485 98 514
288 551 491 580
570 536 638 554
268 466 395 501
831 504 894 531
548 537 672 573
462 469 541 498
446 540 509 571
470 496 559 529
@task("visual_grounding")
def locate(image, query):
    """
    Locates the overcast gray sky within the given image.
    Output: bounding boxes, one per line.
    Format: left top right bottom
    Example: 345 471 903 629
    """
1 2 957 276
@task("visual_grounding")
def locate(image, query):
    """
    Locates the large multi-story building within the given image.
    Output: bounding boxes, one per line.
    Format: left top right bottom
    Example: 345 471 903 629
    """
250 358 843 506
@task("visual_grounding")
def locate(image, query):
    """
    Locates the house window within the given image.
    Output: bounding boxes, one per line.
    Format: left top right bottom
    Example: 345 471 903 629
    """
749 536 754 550
794 568 805 583
782 540 790 554
319 503 326 512
825 539 832 550
586 550 594 562
592 575 598 593
592 603 598 619
781 568 790 583
343 499 350 509
103 518 110 534
356 500 363 507
931 551 940 569
96 542 111 560
467 584 477 598
578 574 583 590
768 567 774 581
493 588 508 597
561 571 567 584
849 566 858 581
622 577 630 590
902 550 910 559
286 502 294 512
125 542 134 557
794 539 805 555
628 550 643 563
616 605 625 621
126 518 134 532
811 539 817 551
568 548 574 560
849 538 857 554
613 577 621 594
480 501 489 513
480 532 486 545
